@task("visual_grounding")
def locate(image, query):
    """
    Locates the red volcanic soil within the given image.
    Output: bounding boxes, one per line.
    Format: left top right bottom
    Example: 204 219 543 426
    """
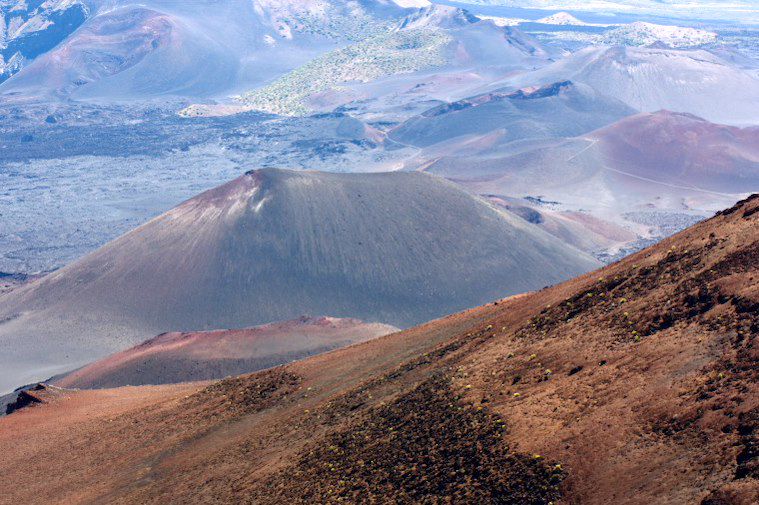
592 110 759 194
54 317 398 389
0 196 757 504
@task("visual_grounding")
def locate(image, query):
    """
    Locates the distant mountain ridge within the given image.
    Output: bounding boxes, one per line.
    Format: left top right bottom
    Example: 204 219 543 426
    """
495 45 759 125
190 4 553 117
0 0 423 100
602 21 717 48
449 0 757 23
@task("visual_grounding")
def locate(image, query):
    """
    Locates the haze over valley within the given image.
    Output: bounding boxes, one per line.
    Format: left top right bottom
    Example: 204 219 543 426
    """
0 1 757 503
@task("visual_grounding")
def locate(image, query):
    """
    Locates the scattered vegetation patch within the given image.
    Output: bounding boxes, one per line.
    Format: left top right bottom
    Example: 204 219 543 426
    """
512 237 753 344
238 28 452 116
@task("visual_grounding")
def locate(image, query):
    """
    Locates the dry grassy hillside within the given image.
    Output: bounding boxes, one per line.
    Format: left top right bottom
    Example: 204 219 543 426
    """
0 195 756 504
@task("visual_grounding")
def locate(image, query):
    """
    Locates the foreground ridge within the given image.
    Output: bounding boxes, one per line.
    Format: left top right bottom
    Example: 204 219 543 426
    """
0 195 756 504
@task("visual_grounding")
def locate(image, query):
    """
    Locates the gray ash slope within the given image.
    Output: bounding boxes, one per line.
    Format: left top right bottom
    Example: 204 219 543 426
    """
0 168 600 393
388 80 635 148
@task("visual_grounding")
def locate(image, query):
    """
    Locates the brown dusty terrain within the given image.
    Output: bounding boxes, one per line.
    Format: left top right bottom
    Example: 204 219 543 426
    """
0 195 756 504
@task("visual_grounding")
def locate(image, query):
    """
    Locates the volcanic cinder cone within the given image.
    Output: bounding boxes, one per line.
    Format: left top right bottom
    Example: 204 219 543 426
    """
0 168 600 392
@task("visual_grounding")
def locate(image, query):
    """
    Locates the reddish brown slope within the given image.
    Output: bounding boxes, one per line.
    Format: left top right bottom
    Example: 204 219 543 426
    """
592 110 759 194
54 317 398 389
0 196 756 504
